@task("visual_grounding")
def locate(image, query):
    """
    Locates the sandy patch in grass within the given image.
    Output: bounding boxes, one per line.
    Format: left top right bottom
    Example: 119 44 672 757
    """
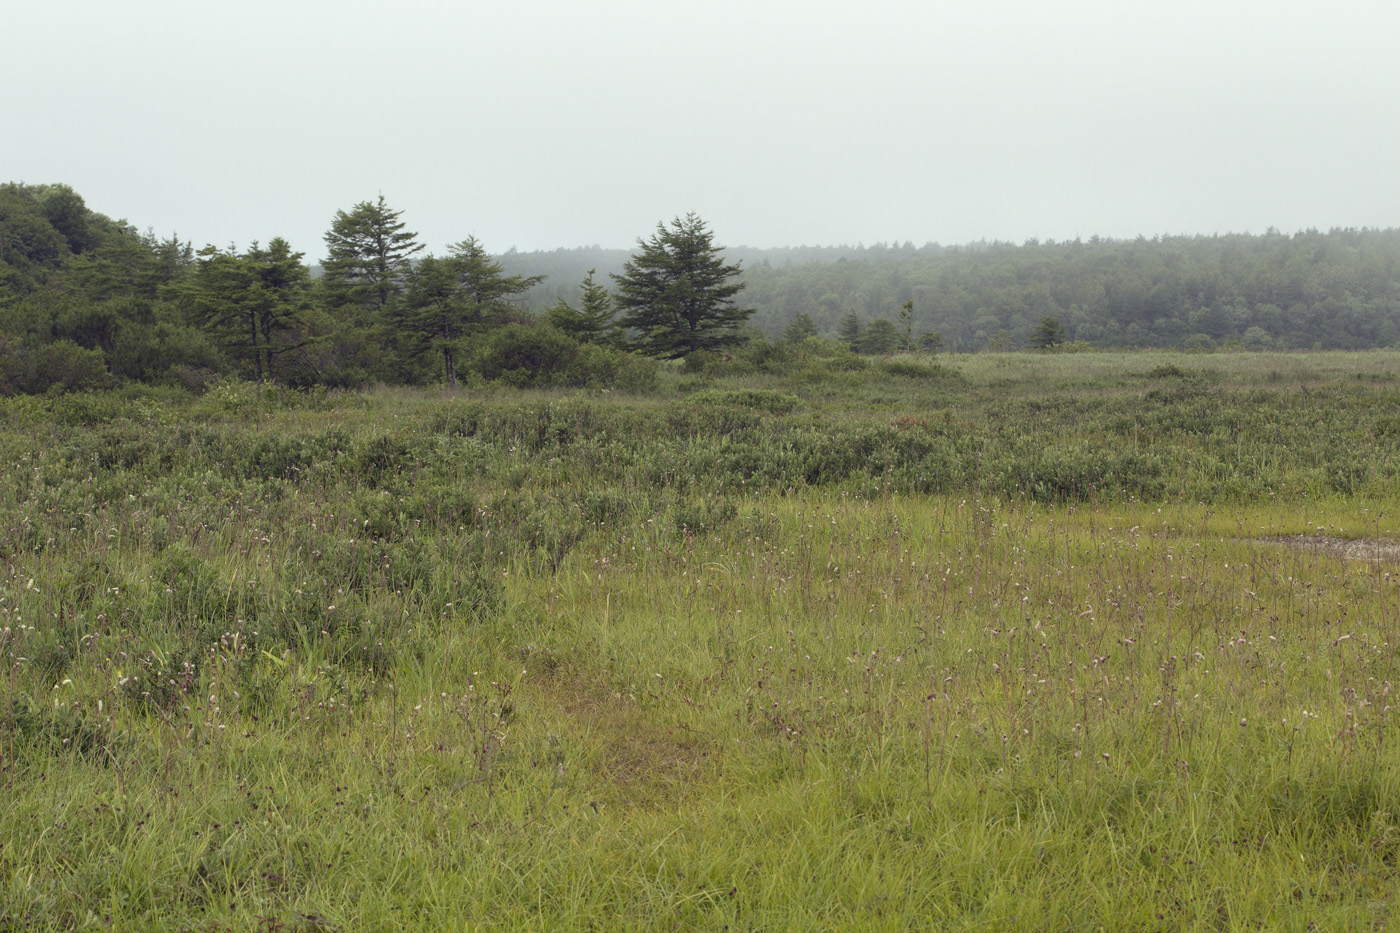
1259 535 1400 563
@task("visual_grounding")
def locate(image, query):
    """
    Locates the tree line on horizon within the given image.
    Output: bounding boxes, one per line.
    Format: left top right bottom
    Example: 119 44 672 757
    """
2 181 1398 395
502 228 1400 353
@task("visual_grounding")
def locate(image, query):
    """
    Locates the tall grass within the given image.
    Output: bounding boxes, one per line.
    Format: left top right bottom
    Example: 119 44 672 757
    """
2 352 1399 929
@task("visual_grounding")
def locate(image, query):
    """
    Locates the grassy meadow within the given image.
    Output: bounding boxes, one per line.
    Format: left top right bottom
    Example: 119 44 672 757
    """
3 350 1400 930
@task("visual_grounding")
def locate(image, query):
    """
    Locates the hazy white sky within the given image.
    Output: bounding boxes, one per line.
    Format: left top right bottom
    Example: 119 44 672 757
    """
4 1 1398 262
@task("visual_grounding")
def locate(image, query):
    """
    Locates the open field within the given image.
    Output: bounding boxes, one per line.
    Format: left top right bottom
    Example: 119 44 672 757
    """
3 350 1400 930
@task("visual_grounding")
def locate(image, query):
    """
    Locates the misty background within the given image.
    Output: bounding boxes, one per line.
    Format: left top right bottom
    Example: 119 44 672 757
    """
4 1 1398 263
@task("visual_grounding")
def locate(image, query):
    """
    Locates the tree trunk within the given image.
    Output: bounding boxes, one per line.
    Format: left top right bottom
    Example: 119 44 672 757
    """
249 313 263 382
444 346 457 390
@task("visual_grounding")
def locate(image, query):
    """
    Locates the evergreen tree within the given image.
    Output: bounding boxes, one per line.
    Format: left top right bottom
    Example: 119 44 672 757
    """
396 255 463 386
918 330 945 354
838 311 863 349
898 299 915 350
860 318 900 354
546 269 621 346
1030 316 1068 350
395 237 542 389
613 213 751 359
321 195 423 316
178 238 310 382
782 311 818 343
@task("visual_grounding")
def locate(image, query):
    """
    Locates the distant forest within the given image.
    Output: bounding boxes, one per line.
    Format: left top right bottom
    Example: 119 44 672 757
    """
2 181 1398 394
503 231 1400 352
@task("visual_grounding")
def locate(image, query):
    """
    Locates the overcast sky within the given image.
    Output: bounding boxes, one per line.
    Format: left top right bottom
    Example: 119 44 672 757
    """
4 1 1398 262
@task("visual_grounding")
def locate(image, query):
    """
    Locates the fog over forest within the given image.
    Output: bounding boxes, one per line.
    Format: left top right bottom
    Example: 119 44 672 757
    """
499 229 1400 352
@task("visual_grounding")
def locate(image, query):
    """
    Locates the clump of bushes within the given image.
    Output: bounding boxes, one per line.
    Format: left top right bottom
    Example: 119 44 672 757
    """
0 337 110 395
877 356 961 380
686 388 801 414
471 323 657 392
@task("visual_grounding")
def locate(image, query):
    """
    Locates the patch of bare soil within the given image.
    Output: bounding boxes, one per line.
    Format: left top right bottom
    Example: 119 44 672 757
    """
1259 535 1400 563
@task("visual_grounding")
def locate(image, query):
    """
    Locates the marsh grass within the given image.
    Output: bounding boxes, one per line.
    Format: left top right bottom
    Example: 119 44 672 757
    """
2 351 1400 929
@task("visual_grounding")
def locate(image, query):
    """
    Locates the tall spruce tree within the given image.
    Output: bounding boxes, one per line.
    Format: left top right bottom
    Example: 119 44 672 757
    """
612 213 751 359
321 195 423 316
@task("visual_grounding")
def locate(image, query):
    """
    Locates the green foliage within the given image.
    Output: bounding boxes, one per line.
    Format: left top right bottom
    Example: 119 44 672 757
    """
474 323 580 387
1030 315 1067 349
614 213 753 359
11 182 1400 411
679 349 724 375
858 317 900 354
876 355 959 380
566 341 659 392
0 337 110 394
838 310 862 348
546 269 621 346
781 311 818 344
1 355 1400 928
917 330 945 353
71 229 196 304
2 693 127 763
174 238 312 383
987 328 1018 351
0 270 206 393
0 183 67 275
721 228 1400 351
37 339 111 392
320 195 423 315
37 183 97 254
685 388 801 414
395 239 543 389
476 325 658 391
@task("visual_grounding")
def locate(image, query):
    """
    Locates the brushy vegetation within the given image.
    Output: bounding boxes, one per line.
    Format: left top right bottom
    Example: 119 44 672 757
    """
3 350 1400 930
